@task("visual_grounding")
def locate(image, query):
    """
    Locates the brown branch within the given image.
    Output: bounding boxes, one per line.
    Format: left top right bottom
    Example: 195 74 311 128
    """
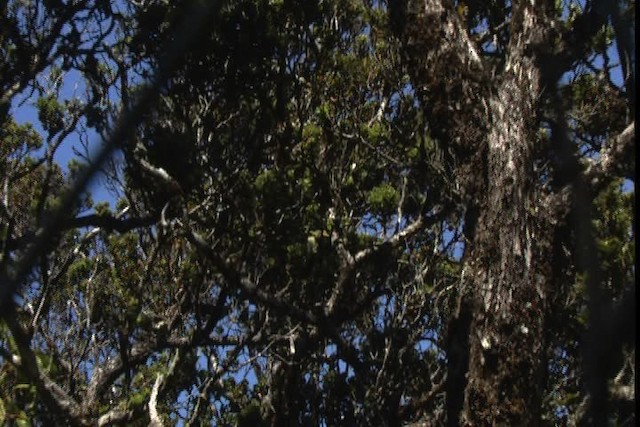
85 242 229 413
393 0 487 147
85 333 237 411
398 373 446 420
539 2 610 85
184 341 247 426
187 230 321 326
97 408 139 427
393 0 491 212
138 158 184 195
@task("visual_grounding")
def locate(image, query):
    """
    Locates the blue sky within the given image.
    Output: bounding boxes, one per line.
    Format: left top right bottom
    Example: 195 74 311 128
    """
10 68 117 207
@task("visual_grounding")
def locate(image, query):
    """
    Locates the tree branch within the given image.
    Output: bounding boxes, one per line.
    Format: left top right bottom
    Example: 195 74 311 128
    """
97 408 139 427
325 211 439 318
187 230 322 326
148 349 182 427
539 3 609 85
85 331 236 411
0 0 222 317
187 229 367 373
148 372 164 427
4 313 87 426
393 0 491 208
63 213 157 233
584 121 635 189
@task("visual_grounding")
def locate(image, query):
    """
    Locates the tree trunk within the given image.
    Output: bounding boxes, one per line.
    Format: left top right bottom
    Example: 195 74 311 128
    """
461 5 554 423
394 1 556 424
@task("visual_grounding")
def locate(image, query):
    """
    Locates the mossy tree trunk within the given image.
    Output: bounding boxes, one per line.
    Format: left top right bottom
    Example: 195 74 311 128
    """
394 1 556 423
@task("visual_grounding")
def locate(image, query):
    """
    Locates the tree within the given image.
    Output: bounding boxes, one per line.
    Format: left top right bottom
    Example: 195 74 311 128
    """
391 1 635 424
0 0 635 425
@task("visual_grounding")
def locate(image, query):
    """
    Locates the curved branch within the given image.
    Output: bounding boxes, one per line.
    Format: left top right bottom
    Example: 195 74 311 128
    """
149 349 183 427
585 121 635 189
324 212 436 317
539 1 610 85
4 313 87 426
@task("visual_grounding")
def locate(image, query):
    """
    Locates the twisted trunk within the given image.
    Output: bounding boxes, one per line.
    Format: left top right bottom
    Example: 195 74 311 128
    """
395 1 555 424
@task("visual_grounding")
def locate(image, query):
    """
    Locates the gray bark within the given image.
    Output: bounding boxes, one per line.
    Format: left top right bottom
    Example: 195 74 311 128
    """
395 1 556 424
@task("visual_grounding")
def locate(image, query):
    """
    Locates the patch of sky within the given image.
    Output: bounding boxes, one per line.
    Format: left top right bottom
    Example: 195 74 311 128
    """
414 327 439 353
11 68 119 210
9 1 141 210
441 221 465 261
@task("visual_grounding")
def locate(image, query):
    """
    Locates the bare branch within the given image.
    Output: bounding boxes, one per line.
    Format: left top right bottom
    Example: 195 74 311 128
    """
148 350 183 427
399 368 446 420
97 409 137 427
138 158 184 195
148 373 164 427
187 228 367 372
325 212 436 318
187 230 321 326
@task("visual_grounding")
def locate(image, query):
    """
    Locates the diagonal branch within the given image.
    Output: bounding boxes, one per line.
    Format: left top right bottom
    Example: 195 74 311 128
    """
539 3 609 85
0 0 222 316
187 229 367 372
187 230 322 326
148 348 183 427
85 324 234 411
4 313 87 426
324 215 426 316
393 0 491 209
394 0 486 126
584 121 635 189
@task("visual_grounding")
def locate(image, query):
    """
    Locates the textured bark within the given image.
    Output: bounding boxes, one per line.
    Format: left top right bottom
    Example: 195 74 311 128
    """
462 4 554 423
395 0 556 424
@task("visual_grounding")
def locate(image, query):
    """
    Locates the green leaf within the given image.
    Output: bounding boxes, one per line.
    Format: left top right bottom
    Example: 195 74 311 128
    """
36 95 65 134
367 183 400 215
16 414 31 427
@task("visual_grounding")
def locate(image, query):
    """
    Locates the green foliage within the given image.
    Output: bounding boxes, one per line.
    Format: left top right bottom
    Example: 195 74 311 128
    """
367 183 400 216
567 74 627 137
592 180 635 296
36 95 65 135
0 118 43 154
66 258 91 283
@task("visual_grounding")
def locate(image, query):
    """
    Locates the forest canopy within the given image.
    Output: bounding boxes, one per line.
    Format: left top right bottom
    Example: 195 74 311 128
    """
0 0 635 425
